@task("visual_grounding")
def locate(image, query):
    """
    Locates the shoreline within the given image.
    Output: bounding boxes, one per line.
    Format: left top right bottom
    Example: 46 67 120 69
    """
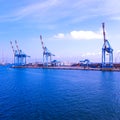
11 65 120 72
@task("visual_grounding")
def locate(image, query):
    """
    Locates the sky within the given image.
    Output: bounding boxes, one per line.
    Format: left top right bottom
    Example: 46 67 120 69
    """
0 0 120 63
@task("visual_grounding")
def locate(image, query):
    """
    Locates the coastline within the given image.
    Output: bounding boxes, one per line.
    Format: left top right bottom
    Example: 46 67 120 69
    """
11 65 120 72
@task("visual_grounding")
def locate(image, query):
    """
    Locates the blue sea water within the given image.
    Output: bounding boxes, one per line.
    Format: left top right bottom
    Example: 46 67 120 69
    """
0 66 120 120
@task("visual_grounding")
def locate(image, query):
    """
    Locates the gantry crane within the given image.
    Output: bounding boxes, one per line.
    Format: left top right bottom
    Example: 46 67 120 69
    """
102 22 113 67
40 35 55 66
10 40 30 66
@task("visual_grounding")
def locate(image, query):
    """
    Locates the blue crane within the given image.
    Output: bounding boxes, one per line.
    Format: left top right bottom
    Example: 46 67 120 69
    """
10 40 30 66
40 35 55 66
102 23 113 67
80 59 90 67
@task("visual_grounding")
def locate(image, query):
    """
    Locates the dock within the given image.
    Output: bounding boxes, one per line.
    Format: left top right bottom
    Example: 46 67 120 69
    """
11 64 120 72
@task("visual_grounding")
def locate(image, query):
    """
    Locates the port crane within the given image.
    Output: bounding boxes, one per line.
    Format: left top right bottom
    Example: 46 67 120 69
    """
40 35 55 66
10 40 30 66
80 59 90 67
102 22 113 67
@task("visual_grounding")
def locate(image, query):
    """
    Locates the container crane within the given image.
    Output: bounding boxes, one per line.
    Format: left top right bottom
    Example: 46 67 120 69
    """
102 22 113 67
10 40 30 66
40 35 55 66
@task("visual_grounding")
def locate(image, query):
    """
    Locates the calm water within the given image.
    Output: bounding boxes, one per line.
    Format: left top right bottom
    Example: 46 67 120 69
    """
0 66 120 120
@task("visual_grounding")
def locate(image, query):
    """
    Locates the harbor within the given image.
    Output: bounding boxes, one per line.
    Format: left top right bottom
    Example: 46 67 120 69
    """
1 1 120 120
11 64 120 71
5 23 120 72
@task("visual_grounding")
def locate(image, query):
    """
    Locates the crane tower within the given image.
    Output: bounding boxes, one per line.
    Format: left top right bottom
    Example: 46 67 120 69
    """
102 23 113 67
40 35 55 66
10 40 30 66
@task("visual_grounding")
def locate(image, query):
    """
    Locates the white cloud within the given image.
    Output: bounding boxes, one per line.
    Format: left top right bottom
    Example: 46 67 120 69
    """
16 0 59 17
54 33 65 39
1 0 120 23
0 0 60 21
82 52 101 57
70 31 102 40
53 30 102 40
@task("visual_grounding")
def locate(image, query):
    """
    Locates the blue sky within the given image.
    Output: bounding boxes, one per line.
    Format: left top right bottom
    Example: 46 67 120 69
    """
0 0 120 63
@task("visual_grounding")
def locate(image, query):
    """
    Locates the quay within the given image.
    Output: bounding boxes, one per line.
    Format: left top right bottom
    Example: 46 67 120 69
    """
11 64 120 72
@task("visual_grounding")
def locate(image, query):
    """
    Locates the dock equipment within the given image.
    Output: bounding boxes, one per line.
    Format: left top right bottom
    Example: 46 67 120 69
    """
80 59 90 67
102 23 113 67
40 35 55 66
10 40 30 66
51 60 61 66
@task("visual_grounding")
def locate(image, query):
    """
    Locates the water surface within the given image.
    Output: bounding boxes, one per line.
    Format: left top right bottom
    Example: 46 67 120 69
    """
0 66 120 120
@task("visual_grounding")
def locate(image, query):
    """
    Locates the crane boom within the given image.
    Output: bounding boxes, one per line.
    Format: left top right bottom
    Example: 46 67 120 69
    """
15 40 20 54
40 35 45 52
102 22 106 43
10 41 15 54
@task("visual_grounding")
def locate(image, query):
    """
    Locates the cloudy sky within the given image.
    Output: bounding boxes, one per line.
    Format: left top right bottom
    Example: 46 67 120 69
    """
0 0 120 63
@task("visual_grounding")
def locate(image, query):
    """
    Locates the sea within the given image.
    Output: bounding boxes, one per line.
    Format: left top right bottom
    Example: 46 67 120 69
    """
0 65 120 120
